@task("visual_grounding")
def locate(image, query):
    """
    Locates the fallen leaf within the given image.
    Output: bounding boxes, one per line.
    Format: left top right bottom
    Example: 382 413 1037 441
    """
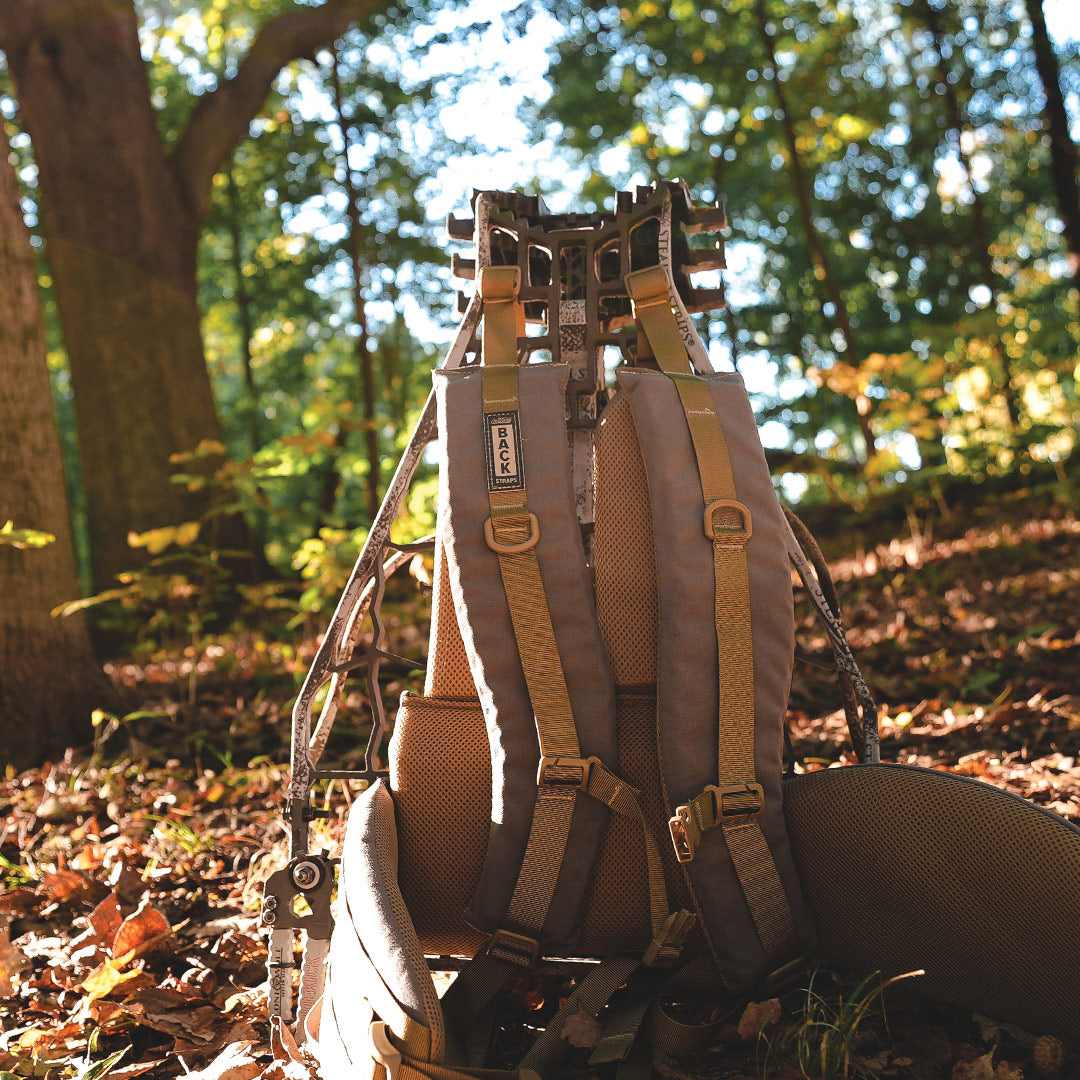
88 892 124 946
80 959 143 1002
181 1041 265 1080
737 998 781 1040
111 898 172 961
0 926 29 999
560 1008 603 1049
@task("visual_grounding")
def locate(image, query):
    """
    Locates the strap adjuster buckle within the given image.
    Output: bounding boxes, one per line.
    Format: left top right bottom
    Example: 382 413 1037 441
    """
537 754 597 791
704 499 753 543
485 928 540 967
669 782 765 862
642 909 697 967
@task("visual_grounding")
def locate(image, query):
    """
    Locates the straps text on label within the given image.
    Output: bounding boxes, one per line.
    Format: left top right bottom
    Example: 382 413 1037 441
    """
485 411 525 491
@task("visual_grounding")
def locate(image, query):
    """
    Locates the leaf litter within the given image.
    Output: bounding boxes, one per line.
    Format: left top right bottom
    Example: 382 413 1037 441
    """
2 489 1077 1078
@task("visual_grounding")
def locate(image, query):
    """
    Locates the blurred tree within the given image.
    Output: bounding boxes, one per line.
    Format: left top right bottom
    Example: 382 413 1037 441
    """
1022 0 1080 297
0 120 111 768
0 0 385 590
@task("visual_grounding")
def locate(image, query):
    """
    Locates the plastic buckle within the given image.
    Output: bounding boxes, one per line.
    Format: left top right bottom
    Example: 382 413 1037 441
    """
484 513 540 554
704 499 753 544
642 909 697 967
485 928 540 967
711 781 764 822
537 754 597 791
669 782 764 862
668 804 701 864
369 1019 402 1080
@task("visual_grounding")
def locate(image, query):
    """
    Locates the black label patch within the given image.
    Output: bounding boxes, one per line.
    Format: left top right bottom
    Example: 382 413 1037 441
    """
485 411 524 491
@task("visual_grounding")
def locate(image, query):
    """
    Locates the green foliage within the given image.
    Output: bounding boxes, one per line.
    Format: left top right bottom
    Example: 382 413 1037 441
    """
536 0 1080 498
0 521 56 549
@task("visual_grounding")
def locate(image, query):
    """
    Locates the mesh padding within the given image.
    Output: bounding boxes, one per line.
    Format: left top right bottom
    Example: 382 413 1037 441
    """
594 392 658 687
391 693 489 957
391 690 693 960
784 763 1080 1043
424 537 477 698
581 692 699 956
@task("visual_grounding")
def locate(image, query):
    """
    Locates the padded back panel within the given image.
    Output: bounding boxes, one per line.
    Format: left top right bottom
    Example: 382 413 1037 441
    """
784 763 1080 1043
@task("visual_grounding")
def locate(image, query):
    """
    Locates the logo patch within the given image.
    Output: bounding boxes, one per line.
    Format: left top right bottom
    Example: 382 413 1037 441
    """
485 411 524 491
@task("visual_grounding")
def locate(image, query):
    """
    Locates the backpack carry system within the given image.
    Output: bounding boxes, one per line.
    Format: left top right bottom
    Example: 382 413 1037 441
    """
260 183 1080 1078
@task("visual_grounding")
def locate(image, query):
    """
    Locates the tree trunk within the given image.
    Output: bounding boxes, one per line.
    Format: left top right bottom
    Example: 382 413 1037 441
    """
1022 0 1080 297
330 46 381 522
755 0 878 465
0 0 384 588
0 123 112 770
920 0 1022 437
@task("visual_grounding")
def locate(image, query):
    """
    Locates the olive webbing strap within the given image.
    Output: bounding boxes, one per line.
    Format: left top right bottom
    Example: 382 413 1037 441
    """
625 265 798 968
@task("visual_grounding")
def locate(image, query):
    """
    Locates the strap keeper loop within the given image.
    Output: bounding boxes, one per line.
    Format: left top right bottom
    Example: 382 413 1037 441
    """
479 264 521 302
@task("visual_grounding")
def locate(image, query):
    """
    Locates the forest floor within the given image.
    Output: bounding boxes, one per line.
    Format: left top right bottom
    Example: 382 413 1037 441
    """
1 480 1078 1080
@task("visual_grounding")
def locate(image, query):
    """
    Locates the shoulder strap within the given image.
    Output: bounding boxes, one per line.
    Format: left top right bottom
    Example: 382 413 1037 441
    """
622 265 813 993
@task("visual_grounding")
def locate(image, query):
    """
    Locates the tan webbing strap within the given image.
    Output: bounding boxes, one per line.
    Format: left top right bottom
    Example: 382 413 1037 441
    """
626 265 798 967
477 264 583 945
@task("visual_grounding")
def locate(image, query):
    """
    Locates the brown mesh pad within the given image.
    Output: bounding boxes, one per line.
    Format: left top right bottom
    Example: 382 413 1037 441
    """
391 691 694 959
580 693 699 956
785 763 1080 1043
594 393 658 688
424 537 477 698
391 693 489 957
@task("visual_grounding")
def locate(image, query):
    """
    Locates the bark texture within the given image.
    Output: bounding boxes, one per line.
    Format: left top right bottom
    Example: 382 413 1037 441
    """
0 0 383 589
1022 0 1080 297
0 124 110 770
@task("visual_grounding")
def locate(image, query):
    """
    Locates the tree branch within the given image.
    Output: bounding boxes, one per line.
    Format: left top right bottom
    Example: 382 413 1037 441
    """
170 0 385 218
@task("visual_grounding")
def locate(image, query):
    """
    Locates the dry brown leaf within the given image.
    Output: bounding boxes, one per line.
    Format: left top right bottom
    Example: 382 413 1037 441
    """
39 869 90 904
183 1040 265 1080
111 898 172 961
88 891 124 945
560 1008 603 1049
952 1051 1024 1080
737 998 781 1041
1031 1036 1067 1078
0 925 29 999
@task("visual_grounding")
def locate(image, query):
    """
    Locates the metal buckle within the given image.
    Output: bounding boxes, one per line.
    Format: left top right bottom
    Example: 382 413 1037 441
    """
537 754 597 791
485 928 540 967
704 499 752 543
484 513 540 554
642 909 697 967
369 1020 402 1080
